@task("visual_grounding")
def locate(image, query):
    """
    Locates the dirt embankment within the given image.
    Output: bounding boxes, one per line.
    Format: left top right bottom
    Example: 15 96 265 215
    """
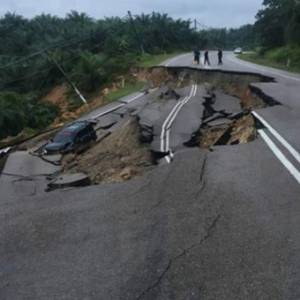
199 114 257 149
43 84 104 125
62 119 153 184
43 76 136 126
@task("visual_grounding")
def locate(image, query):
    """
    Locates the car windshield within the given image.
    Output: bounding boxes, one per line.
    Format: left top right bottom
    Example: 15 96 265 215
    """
53 130 75 143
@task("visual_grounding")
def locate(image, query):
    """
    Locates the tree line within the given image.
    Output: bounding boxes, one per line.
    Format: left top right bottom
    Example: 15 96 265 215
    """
255 0 300 49
2 2 295 140
0 12 201 139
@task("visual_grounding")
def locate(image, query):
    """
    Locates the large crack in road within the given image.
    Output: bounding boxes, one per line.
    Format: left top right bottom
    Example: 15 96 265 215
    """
1 66 278 190
3 56 300 300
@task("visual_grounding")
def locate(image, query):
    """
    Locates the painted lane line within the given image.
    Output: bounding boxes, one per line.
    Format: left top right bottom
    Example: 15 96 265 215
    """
258 129 300 184
160 85 195 153
160 84 197 162
164 85 196 152
165 156 171 164
93 92 146 119
163 97 188 152
120 92 145 104
252 111 300 166
165 85 198 154
0 147 11 156
92 104 125 119
166 85 196 130
160 98 186 152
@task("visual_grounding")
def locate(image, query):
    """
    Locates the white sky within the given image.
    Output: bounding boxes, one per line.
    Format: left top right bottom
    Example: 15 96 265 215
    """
0 0 263 28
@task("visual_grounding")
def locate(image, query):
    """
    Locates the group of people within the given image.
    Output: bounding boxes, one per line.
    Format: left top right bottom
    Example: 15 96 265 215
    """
193 49 223 66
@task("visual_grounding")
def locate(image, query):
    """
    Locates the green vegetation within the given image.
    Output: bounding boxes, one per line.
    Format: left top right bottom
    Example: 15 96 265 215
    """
0 92 58 139
197 25 257 50
255 0 300 49
0 12 199 140
238 1 300 72
2 1 299 141
239 47 300 73
105 82 145 102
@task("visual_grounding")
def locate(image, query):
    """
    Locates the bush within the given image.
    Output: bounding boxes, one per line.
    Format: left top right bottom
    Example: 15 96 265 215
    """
265 46 300 68
0 92 58 139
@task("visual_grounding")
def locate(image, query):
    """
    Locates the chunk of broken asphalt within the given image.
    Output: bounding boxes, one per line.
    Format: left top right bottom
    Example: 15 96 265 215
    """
47 173 91 191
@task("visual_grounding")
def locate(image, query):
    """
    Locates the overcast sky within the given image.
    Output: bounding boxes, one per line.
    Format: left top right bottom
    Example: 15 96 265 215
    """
0 0 263 28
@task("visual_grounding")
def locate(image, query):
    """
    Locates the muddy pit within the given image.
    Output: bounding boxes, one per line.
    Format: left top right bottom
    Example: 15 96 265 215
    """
62 119 153 184
49 67 276 186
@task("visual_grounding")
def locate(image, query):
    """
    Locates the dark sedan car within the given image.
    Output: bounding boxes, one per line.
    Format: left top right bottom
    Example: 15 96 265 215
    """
44 121 97 155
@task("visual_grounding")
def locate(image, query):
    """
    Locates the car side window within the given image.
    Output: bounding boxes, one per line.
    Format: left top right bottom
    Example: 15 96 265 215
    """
82 127 89 137
74 130 83 142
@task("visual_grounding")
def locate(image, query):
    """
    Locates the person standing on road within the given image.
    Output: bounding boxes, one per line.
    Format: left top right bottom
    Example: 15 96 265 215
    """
218 49 223 65
204 50 210 66
193 48 200 65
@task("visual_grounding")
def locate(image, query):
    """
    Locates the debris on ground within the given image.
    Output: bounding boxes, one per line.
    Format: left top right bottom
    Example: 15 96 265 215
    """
200 125 231 148
62 118 153 184
2 67 275 188
199 113 257 148
47 173 91 191
228 114 257 144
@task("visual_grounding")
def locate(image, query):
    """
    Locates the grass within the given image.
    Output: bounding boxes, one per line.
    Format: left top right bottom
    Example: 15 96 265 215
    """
104 81 145 102
138 52 183 68
238 51 300 74
105 52 183 103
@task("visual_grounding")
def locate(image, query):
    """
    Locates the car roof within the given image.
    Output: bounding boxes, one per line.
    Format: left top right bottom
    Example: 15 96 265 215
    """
61 121 91 134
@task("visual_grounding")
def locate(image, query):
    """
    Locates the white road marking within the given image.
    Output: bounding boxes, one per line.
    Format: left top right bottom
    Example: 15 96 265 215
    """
164 85 195 152
121 92 145 104
0 147 11 156
165 156 171 164
160 97 187 152
92 92 147 119
92 104 125 119
165 85 198 154
160 84 197 163
258 130 300 184
252 111 300 165
228 55 300 83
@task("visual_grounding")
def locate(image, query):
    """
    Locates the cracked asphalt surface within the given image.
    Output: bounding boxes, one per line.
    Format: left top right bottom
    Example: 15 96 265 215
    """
2 52 300 299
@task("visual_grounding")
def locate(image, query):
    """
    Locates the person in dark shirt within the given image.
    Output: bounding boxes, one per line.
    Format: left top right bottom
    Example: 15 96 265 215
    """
218 49 223 65
204 50 210 66
193 49 200 65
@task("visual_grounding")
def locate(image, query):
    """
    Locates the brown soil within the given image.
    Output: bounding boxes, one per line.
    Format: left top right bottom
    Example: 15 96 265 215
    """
229 115 257 144
43 75 132 125
62 119 153 184
199 124 231 149
43 84 107 125
199 114 257 148
43 84 69 110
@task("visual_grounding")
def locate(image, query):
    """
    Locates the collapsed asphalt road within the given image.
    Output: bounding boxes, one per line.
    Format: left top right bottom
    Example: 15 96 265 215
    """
2 54 300 299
